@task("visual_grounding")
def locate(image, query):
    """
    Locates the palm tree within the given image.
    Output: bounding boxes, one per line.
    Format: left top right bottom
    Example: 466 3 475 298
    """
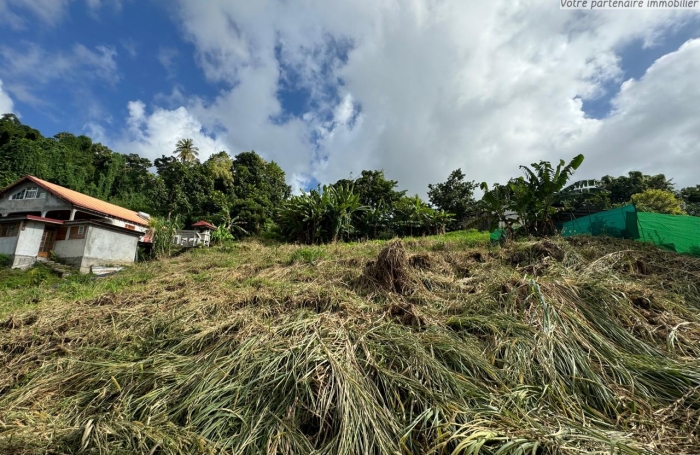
174 138 199 163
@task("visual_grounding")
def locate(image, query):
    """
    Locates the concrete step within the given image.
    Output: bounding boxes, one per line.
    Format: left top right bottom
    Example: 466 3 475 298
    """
38 259 76 277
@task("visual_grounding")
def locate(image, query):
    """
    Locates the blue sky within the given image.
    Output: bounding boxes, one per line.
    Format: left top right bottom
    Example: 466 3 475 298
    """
0 1 217 135
581 19 700 118
1 1 699 193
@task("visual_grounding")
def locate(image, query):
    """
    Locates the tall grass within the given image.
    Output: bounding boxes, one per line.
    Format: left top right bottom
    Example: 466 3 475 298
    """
0 235 698 454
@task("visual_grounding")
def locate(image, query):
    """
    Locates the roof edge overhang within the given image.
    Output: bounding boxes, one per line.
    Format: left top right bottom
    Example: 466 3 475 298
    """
80 220 145 236
0 215 66 225
0 176 149 227
72 206 149 228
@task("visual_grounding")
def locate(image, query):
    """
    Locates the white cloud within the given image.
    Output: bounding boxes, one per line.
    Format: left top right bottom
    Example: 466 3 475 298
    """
161 0 699 194
0 42 119 109
74 1 695 195
85 0 125 11
158 47 179 78
0 0 71 29
120 38 138 58
569 39 700 187
0 43 119 85
187 64 313 187
0 79 14 114
0 0 126 29
83 121 106 143
112 100 228 163
73 44 119 83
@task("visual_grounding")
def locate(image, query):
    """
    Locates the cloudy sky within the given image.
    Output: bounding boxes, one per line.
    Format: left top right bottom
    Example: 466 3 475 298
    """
0 0 699 194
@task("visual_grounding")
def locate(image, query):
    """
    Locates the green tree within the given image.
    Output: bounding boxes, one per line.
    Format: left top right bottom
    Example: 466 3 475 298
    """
392 195 453 237
0 138 51 186
600 171 674 205
428 168 477 230
231 151 291 235
351 170 406 209
154 155 217 221
0 113 41 147
480 154 585 237
205 151 234 189
516 154 585 235
174 138 199 164
680 185 700 216
333 170 406 239
631 189 686 215
108 154 159 213
148 216 183 258
277 184 364 244
478 181 521 237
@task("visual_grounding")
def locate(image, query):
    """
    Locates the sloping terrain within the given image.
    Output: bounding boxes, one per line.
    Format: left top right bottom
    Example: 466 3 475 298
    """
1 233 699 454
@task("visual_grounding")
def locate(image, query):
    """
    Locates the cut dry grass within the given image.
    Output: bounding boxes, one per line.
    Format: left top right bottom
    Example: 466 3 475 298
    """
1 232 699 454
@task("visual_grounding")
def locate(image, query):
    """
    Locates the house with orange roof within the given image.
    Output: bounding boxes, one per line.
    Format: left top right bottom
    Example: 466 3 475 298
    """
0 176 149 273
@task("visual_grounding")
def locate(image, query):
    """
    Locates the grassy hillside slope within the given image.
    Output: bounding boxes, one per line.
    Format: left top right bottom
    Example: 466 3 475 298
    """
1 231 699 454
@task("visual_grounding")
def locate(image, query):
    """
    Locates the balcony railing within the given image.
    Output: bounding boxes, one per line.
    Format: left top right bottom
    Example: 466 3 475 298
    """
173 230 211 248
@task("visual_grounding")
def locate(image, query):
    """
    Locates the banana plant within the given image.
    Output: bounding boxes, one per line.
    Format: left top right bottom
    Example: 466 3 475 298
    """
518 154 584 234
480 154 585 238
479 182 519 237
277 184 365 244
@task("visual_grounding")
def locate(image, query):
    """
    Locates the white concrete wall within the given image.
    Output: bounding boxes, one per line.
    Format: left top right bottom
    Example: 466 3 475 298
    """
15 221 43 257
53 237 87 258
9 221 44 269
80 225 138 272
53 234 88 268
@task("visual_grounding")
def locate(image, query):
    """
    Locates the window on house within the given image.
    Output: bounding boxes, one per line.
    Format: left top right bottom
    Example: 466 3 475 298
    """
0 223 19 237
125 224 135 230
69 226 86 239
9 187 41 200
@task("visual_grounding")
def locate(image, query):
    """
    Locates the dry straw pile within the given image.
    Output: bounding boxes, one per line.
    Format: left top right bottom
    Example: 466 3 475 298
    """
0 234 699 454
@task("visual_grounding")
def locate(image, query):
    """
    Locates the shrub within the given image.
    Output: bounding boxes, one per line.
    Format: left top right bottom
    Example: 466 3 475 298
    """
277 184 364 244
148 216 183 259
631 189 686 215
211 225 235 244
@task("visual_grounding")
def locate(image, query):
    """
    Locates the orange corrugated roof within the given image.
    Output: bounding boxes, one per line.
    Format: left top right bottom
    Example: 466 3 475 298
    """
2 176 149 226
192 220 216 229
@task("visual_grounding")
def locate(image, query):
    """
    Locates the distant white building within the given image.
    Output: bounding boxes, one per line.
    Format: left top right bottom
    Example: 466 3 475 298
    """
174 221 215 248
0 175 148 273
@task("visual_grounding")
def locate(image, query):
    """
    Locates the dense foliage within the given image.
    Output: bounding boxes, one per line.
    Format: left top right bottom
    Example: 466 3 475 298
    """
1 113 699 247
479 155 585 237
277 184 363 244
631 189 686 215
0 114 289 237
680 185 700 216
427 168 477 230
148 216 184 259
229 151 291 235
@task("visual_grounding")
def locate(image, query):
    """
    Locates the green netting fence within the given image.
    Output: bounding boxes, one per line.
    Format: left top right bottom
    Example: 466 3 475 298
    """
635 212 700 256
559 205 638 239
558 205 700 257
